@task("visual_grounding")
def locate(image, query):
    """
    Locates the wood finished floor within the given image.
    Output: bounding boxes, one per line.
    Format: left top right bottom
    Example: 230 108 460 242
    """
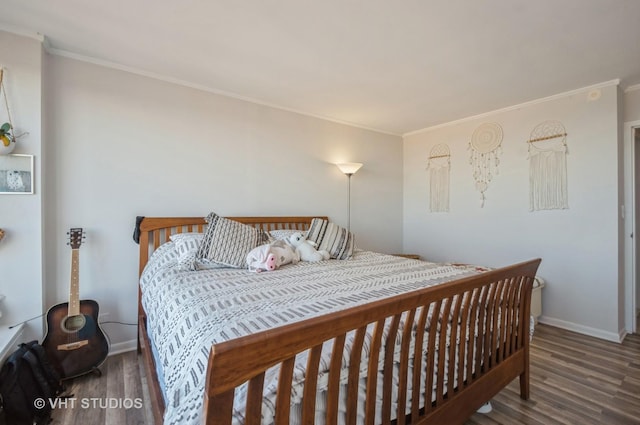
50 351 153 425
50 323 640 425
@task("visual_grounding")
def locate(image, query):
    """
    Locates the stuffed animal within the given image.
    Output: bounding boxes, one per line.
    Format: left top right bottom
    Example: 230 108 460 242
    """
287 232 330 262
246 240 299 272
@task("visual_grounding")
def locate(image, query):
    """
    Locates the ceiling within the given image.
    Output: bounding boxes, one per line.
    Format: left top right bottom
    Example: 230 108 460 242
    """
2 0 640 135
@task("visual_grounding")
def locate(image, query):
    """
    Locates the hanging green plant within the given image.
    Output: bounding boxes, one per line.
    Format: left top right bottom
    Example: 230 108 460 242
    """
0 122 14 147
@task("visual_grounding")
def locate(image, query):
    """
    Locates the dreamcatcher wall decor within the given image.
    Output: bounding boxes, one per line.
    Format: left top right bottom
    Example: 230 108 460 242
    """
426 144 450 212
469 122 503 207
527 120 568 211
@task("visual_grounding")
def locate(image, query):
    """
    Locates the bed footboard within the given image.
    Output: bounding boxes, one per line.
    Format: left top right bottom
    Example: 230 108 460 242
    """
203 258 541 425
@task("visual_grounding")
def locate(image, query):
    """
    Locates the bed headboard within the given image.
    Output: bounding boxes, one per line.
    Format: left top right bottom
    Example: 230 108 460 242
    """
137 216 327 276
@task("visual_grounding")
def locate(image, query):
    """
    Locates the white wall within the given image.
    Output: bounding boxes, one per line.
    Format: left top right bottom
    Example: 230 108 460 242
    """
403 83 623 341
42 54 403 349
623 87 640 122
0 31 43 342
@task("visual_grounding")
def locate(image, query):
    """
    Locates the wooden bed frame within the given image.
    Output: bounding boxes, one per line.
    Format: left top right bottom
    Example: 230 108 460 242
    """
137 216 540 425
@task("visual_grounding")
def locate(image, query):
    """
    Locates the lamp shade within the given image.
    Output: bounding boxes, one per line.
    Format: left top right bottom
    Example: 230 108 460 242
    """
336 162 363 175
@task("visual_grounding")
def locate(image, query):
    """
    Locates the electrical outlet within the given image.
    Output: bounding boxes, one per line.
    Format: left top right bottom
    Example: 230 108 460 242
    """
99 312 110 321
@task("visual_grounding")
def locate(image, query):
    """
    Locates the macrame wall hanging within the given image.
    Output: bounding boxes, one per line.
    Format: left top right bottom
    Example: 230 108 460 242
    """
426 144 450 212
469 122 503 207
527 120 568 211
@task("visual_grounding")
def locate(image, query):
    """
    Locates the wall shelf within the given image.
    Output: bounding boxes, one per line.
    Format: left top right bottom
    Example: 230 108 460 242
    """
0 323 24 363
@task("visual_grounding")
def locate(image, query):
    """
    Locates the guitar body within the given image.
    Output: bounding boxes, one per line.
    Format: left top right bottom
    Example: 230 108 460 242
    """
43 299 109 379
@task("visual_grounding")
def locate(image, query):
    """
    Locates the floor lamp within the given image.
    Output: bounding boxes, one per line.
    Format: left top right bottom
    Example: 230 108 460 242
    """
336 162 363 232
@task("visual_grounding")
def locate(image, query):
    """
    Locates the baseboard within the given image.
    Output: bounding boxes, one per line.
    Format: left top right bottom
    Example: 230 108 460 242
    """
538 316 622 343
619 328 628 342
108 339 137 356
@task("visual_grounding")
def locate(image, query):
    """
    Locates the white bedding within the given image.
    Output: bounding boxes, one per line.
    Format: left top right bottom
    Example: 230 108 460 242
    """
140 243 483 425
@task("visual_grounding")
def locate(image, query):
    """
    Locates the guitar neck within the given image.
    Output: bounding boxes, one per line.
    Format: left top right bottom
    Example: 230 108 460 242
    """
68 248 81 317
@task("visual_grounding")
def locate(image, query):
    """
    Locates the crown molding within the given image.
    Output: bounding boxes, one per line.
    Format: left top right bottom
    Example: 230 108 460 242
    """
404 79 621 137
625 83 640 93
4 23 624 138
0 24 44 43
46 46 400 137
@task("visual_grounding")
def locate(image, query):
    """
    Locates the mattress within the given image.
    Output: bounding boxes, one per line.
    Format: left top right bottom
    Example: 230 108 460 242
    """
140 242 482 425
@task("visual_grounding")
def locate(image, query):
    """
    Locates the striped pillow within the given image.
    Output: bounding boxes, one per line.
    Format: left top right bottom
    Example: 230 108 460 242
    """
307 218 354 260
196 212 269 268
306 218 328 247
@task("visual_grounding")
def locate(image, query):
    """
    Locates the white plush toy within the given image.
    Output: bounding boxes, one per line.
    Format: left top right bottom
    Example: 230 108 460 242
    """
246 240 300 272
288 232 330 262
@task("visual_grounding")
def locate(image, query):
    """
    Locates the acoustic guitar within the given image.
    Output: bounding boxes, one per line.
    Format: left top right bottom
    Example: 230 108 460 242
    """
43 228 109 379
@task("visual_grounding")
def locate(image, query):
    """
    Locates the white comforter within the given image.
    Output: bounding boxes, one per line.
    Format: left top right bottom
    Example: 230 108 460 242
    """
140 244 478 425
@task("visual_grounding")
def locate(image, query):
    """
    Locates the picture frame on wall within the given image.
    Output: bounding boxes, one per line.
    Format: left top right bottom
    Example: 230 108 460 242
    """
0 154 34 194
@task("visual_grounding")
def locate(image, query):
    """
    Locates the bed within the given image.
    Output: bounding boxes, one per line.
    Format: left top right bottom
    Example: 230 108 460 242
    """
136 216 540 425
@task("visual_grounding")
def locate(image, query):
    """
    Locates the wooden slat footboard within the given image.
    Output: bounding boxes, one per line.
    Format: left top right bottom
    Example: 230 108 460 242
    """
203 259 540 425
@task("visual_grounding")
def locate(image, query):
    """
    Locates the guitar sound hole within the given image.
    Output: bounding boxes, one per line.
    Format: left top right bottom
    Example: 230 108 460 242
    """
62 314 86 333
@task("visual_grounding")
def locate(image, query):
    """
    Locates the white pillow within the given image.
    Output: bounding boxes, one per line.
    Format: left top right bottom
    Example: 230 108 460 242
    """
170 233 224 270
268 229 301 241
170 233 202 270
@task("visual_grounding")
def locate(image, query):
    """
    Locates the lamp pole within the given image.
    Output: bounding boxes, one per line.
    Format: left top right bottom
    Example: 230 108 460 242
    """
346 173 353 232
335 162 363 232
